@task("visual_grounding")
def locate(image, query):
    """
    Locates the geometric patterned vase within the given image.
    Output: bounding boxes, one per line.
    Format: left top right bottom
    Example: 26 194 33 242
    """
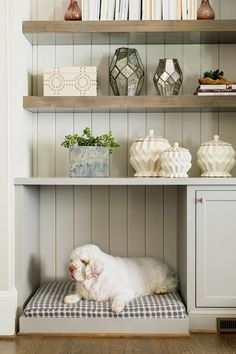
109 47 144 96
153 58 183 96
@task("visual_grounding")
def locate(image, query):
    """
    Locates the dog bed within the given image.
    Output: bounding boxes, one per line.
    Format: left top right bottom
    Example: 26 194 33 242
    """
23 281 186 319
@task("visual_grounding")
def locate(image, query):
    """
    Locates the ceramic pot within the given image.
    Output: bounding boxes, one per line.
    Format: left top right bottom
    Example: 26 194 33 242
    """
64 0 82 20
69 146 109 177
159 143 192 178
153 58 183 96
197 0 215 20
197 135 235 177
109 47 144 96
129 130 171 177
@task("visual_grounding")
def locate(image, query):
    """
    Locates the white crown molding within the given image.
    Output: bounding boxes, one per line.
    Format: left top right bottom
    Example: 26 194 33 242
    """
0 288 17 335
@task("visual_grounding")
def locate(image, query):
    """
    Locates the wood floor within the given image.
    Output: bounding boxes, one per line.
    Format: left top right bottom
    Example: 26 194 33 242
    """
1 334 236 354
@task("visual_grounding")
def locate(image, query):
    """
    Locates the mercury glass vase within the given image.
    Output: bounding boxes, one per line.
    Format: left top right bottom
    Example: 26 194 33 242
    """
197 0 215 20
153 58 183 96
64 0 82 20
109 47 144 96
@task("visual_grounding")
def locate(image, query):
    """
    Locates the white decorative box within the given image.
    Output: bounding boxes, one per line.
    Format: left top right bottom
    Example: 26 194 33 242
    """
43 67 97 96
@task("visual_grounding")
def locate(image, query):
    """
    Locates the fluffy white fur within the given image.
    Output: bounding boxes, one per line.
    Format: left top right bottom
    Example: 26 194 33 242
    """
64 244 177 313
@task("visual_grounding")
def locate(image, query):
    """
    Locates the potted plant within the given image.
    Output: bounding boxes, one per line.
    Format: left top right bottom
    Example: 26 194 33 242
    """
61 127 119 177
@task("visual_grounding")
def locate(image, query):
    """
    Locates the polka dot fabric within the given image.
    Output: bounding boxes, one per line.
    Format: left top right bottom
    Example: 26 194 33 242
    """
24 281 186 319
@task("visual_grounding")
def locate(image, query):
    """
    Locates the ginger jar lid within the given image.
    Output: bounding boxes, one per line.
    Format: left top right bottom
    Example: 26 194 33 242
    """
134 129 168 143
164 142 190 153
201 135 232 147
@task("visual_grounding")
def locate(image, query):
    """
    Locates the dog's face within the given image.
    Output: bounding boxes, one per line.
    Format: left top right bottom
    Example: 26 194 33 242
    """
68 245 103 282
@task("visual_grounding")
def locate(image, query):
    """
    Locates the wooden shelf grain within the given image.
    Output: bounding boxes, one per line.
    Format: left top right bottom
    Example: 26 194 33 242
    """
22 20 236 45
23 95 236 113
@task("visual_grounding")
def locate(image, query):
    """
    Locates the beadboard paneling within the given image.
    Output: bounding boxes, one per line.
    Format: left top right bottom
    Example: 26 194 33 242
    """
33 0 236 279
40 186 56 282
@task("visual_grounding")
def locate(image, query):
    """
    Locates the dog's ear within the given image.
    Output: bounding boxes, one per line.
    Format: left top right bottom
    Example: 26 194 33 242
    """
85 260 103 280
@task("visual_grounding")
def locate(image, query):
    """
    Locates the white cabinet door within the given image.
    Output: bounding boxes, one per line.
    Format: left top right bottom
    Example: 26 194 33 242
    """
196 190 236 308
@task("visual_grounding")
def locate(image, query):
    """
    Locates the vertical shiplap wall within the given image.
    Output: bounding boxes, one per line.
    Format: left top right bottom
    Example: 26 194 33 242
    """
31 0 236 281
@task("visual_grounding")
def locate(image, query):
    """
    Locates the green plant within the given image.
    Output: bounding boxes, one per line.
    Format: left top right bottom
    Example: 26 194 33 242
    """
203 69 224 80
61 127 119 153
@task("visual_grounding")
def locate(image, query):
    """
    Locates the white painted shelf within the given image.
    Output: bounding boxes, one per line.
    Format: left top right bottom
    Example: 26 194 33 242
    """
14 177 236 186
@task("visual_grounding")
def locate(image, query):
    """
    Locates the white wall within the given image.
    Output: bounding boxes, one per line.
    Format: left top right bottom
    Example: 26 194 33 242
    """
0 0 10 293
0 0 32 335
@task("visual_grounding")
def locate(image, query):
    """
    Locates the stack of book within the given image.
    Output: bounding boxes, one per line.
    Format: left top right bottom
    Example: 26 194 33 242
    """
81 0 198 21
195 85 236 96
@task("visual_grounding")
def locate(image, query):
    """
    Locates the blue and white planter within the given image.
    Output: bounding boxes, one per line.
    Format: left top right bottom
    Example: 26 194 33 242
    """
69 146 109 177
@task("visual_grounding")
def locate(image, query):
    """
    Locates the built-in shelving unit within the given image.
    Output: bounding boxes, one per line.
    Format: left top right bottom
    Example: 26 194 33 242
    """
14 177 236 186
22 20 236 112
23 95 236 112
22 20 236 45
15 13 236 335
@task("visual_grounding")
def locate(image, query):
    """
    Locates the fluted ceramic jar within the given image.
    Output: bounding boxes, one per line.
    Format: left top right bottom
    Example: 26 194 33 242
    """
129 130 171 177
159 142 192 178
197 135 236 177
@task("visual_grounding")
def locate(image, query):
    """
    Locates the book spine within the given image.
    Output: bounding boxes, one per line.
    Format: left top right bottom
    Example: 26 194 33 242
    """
146 0 152 20
197 92 236 96
152 0 162 20
198 89 236 93
177 0 182 20
89 0 94 20
100 0 108 20
142 0 146 20
170 0 177 20
107 0 116 20
187 0 191 20
182 0 187 20
124 0 129 20
162 0 169 20
129 0 140 20
200 84 236 90
82 0 85 20
118 0 123 20
193 0 197 20
115 0 120 20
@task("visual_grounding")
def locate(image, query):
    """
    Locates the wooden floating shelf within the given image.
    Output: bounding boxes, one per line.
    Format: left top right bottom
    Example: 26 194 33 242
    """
22 20 236 45
23 95 236 113
14 177 236 186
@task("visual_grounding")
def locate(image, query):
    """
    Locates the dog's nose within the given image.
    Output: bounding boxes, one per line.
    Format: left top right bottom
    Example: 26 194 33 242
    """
69 264 77 272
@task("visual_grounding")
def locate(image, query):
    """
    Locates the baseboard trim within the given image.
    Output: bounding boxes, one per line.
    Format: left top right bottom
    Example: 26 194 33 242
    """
0 288 17 335
189 311 236 332
19 316 189 335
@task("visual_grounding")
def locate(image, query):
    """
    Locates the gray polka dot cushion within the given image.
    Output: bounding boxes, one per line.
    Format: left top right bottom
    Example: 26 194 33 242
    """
24 281 186 319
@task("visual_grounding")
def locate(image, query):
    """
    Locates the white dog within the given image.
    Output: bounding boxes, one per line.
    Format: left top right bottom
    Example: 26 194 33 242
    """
64 244 177 313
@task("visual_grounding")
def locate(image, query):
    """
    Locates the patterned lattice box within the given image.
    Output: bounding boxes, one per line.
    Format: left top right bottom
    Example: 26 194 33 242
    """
24 281 187 319
43 67 97 96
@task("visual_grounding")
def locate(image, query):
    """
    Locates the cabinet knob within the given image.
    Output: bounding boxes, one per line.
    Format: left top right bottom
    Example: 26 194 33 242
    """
197 197 204 203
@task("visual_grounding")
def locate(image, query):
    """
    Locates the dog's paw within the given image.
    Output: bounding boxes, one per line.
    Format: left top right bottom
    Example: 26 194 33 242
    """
64 294 81 304
111 300 125 314
155 287 168 295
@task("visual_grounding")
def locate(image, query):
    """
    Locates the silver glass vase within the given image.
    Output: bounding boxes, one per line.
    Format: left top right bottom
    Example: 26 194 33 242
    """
153 58 183 96
109 47 144 96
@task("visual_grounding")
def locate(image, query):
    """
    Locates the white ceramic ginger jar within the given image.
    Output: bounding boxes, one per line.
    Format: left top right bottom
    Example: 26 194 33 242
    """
197 135 236 177
159 142 192 178
129 129 171 177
